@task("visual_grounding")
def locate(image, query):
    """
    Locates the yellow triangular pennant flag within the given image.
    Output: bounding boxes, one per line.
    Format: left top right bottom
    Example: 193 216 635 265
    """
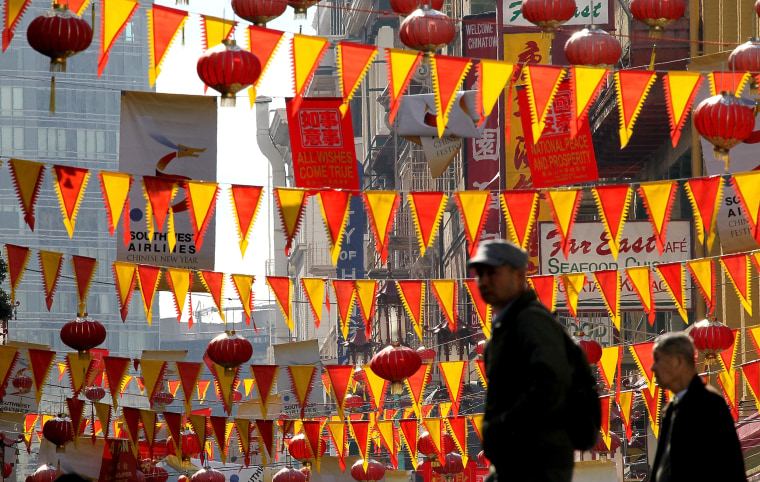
454 190 491 256
571 66 609 137
201 15 235 49
292 34 329 108
301 278 326 329
597 346 620 391
289 365 316 415
560 273 586 318
99 0 140 76
140 359 167 403
478 60 514 118
430 280 457 332
438 361 466 416
66 353 92 395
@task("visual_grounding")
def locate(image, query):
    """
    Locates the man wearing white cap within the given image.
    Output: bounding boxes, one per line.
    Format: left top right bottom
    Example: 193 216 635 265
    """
469 239 574 482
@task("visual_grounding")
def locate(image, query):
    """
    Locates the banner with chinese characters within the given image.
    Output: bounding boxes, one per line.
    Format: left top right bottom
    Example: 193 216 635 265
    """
117 91 217 271
463 12 502 244
503 33 550 190
285 98 360 190
517 80 598 188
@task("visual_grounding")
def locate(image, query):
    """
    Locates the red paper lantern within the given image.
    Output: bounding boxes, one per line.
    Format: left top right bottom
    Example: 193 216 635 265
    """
233 390 243 403
344 393 364 412
564 26 622 68
273 467 307 482
353 367 367 386
143 465 169 482
416 346 436 363
153 390 175 407
350 459 386 482
418 431 455 462
689 319 734 359
191 468 225 482
12 374 32 394
728 38 760 95
593 432 621 453
29 465 57 482
630 0 686 38
287 0 319 19
390 0 444 16
756 0 760 17
197 40 261 108
520 0 577 37
167 432 202 460
232 0 288 26
178 476 190 482
85 385 106 402
43 415 74 452
288 433 326 468
399 5 456 53
575 331 602 364
369 345 422 395
206 330 254 374
432 453 464 477
693 92 756 169
60 314 106 357
476 450 489 467
3 462 12 478
26 4 92 71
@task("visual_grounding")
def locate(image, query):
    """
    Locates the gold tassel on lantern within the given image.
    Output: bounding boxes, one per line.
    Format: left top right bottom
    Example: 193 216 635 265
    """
648 44 657 71
50 76 56 114
91 3 96 37
713 146 730 172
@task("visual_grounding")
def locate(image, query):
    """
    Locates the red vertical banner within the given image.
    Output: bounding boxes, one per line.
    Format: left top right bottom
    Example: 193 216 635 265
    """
516 80 598 188
463 13 501 239
286 98 359 190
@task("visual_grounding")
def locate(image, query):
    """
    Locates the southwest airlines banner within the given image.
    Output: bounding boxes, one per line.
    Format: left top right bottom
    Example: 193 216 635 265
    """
118 91 218 270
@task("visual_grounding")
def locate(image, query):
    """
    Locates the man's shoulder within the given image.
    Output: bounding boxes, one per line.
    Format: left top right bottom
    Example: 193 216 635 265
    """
685 376 731 408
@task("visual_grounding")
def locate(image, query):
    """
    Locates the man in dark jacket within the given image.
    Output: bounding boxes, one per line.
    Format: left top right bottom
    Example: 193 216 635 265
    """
650 331 746 481
469 239 574 482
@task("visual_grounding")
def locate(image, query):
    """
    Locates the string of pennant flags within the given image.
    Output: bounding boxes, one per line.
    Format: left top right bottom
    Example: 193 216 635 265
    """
6 239 760 339
3 1 759 142
8 330 760 461
6 155 760 273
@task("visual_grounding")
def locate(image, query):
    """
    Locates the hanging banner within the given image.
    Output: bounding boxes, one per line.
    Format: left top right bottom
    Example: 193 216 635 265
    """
503 33 550 190
285 97 360 190
117 91 217 271
538 220 694 312
516 80 598 188
463 12 502 243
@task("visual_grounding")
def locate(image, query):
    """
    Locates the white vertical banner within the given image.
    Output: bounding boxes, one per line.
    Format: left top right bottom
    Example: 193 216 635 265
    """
117 91 218 270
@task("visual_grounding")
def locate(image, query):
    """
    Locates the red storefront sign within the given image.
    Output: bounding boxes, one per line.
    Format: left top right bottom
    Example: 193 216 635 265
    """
516 79 598 188
285 97 360 190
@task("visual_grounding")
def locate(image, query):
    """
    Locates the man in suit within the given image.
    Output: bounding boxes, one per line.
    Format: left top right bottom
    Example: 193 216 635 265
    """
650 331 746 481
469 239 574 482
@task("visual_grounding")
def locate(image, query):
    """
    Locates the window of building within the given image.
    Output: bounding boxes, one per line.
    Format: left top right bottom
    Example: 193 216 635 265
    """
0 87 22 114
0 127 24 155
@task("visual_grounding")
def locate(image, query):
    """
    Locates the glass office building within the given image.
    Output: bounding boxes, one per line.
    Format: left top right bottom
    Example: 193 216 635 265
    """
0 2 159 356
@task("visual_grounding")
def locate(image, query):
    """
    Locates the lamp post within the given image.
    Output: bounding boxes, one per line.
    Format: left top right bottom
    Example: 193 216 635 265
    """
0 432 23 482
